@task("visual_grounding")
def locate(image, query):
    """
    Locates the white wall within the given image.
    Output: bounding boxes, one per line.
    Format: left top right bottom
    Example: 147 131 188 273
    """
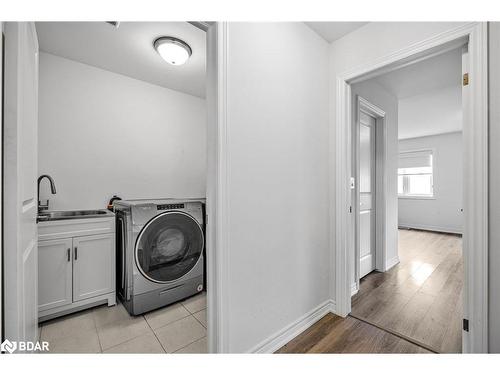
488 21 500 353
38 52 206 210
398 132 463 233
329 22 470 303
351 80 399 274
398 86 462 140
224 23 330 352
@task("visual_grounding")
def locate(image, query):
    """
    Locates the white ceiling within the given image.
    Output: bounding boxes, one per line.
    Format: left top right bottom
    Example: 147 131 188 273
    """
373 47 463 139
398 86 462 140
304 22 368 43
36 22 206 98
374 48 462 99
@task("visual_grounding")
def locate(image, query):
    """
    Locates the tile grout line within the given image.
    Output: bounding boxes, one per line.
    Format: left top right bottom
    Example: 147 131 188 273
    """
144 304 193 331
91 307 104 353
41 310 101 353
101 302 204 353
143 314 169 354
167 300 207 353
172 335 207 354
191 309 207 328
176 306 208 352
173 300 207 353
102 314 159 353
42 296 207 353
155 307 207 353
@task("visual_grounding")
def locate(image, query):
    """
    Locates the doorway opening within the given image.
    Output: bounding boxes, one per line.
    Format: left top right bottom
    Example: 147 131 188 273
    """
2 21 223 353
349 46 465 353
333 23 488 353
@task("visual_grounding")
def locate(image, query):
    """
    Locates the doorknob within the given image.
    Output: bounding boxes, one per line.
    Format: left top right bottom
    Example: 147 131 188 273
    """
67 248 70 262
74 246 78 260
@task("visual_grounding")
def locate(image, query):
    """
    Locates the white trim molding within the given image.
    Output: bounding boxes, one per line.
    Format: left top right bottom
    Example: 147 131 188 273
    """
206 21 230 354
461 22 489 353
385 255 400 271
398 223 462 235
351 283 359 297
249 300 336 353
333 22 488 353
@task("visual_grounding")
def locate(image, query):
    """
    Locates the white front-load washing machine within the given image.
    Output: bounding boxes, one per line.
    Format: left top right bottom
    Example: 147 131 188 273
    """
114 199 204 315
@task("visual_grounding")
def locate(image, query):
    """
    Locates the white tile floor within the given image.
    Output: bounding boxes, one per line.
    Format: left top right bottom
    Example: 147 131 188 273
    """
39 292 207 353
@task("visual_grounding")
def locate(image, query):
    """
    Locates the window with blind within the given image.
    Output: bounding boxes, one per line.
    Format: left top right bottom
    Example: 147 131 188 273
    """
398 150 434 198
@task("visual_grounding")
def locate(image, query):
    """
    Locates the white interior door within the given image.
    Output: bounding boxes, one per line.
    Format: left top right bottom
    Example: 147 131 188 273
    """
3 22 39 346
358 111 376 279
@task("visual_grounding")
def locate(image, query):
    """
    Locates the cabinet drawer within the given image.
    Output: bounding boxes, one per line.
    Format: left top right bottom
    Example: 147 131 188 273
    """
38 217 114 241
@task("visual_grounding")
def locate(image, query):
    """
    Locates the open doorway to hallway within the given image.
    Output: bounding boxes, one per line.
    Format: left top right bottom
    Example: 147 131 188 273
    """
2 21 213 354
349 46 464 353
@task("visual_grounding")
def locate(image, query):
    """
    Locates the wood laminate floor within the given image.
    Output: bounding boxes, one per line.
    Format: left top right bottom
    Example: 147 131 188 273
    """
278 229 461 354
277 313 431 353
351 229 463 353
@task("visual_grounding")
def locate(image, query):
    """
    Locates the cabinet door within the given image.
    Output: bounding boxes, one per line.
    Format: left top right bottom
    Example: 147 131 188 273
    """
38 238 73 312
73 233 115 302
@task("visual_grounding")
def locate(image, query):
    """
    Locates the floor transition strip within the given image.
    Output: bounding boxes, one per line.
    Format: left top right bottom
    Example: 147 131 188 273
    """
348 314 439 354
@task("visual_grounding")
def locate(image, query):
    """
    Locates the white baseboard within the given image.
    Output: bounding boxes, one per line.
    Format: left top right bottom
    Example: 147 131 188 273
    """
385 255 400 271
351 282 359 296
398 223 462 235
249 299 336 353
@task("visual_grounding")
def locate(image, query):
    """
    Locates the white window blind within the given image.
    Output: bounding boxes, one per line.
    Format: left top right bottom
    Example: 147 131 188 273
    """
398 150 432 170
398 150 434 198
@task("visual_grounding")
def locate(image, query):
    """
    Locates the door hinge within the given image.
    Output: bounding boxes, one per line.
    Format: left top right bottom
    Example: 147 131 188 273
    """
463 73 469 86
463 318 469 332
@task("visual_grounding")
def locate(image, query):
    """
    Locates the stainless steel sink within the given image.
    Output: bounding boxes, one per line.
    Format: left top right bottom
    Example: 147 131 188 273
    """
37 209 113 222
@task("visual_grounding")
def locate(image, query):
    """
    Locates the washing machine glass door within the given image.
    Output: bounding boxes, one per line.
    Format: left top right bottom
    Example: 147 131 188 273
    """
135 211 204 283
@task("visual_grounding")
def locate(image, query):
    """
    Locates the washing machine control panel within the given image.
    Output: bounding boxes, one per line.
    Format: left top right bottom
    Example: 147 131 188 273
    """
157 203 185 210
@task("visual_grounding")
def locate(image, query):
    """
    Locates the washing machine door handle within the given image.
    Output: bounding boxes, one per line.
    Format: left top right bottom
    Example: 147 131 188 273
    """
121 220 126 290
119 215 131 301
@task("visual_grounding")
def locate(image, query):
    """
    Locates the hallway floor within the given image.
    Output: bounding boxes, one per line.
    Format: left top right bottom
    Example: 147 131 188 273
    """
277 313 431 353
39 292 207 353
351 229 463 353
278 229 462 354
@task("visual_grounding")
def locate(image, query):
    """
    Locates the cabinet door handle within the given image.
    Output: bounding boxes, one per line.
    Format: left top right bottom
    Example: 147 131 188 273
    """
67 248 70 262
74 246 78 260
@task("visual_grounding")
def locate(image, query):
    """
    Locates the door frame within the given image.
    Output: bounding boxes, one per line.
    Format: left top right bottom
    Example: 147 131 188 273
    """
177 21 230 353
333 22 488 353
352 96 386 294
204 22 230 353
0 20 229 352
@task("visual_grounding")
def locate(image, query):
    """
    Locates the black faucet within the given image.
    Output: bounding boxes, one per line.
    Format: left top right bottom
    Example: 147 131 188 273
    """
38 174 57 212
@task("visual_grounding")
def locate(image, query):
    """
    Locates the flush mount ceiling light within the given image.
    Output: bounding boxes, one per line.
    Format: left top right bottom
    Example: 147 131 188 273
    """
154 36 192 66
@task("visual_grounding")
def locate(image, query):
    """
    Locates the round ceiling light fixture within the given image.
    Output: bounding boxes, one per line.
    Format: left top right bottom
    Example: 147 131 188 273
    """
153 36 192 66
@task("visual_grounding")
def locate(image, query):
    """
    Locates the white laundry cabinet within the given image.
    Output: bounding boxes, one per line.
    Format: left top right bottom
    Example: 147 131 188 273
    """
38 215 116 321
